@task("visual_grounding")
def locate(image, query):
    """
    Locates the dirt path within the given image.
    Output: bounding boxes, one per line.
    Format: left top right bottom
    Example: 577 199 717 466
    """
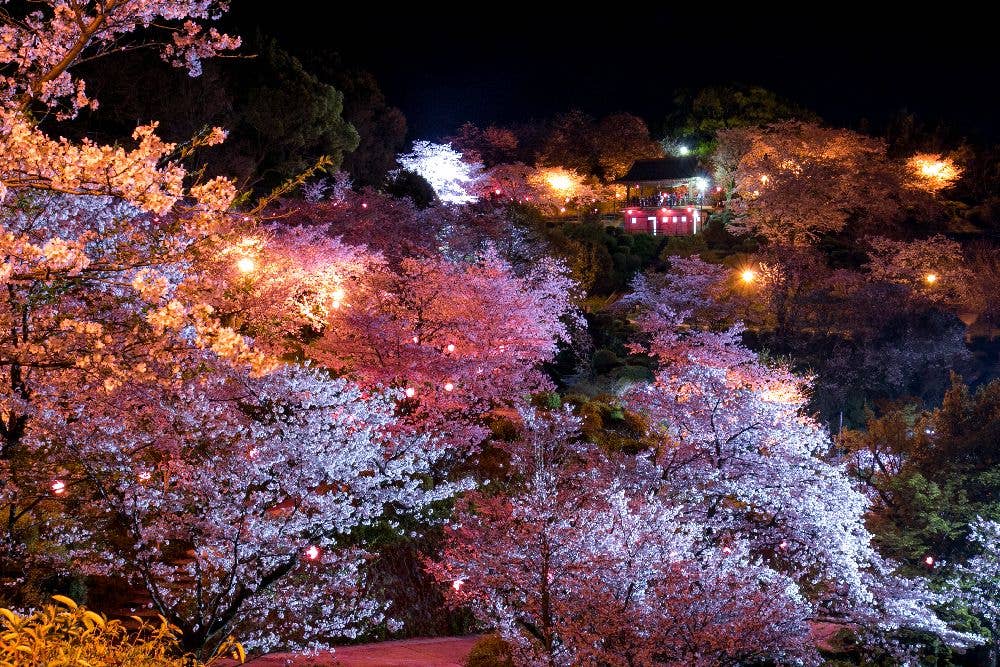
239 635 480 666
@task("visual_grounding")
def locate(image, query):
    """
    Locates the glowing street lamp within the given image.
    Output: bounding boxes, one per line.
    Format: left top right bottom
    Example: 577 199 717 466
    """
404 387 416 398
740 268 757 284
443 382 455 393
924 272 938 285
51 480 66 495
305 545 321 560
678 145 690 156
236 256 256 274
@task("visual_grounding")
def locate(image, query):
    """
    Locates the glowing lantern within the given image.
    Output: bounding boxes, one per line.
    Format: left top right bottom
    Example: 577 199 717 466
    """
546 172 575 194
740 269 757 284
236 256 256 274
444 382 454 392
305 545 320 560
908 154 961 192
51 480 66 495
446 343 456 353
361 202 368 209
925 273 938 285
924 555 935 567
452 578 465 591
494 188 501 195
405 387 416 398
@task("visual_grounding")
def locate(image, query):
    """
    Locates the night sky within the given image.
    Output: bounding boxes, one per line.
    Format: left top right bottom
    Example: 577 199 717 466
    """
235 3 999 141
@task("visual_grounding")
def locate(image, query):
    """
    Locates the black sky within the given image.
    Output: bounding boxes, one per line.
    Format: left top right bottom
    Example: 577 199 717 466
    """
234 3 999 141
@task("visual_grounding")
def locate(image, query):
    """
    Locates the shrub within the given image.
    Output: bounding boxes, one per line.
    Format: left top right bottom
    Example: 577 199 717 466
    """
465 634 514 667
0 596 243 666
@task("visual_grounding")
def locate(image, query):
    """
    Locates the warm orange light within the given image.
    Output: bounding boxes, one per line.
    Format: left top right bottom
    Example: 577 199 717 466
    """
740 269 757 284
236 256 256 274
546 172 575 193
759 174 769 185
925 272 938 285
908 154 961 192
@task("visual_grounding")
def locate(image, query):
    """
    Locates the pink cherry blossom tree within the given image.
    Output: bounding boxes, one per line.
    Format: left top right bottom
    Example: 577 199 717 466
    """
620 277 978 651
428 408 818 666
0 1 470 656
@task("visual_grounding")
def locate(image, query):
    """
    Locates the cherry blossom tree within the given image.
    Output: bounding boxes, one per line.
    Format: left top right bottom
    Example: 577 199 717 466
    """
952 519 1000 656
428 408 817 666
0 1 471 656
0 0 240 117
53 359 462 655
620 277 978 651
865 235 973 309
220 228 579 452
714 121 919 244
396 141 482 204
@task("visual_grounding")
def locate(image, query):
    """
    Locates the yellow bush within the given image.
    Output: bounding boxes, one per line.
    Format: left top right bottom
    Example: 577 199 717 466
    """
0 596 243 666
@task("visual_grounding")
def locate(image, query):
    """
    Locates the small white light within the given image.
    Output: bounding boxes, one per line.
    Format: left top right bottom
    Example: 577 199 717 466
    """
925 555 934 567
452 578 465 591
51 480 66 495
138 471 152 482
405 387 416 398
306 545 320 560
678 145 690 156
446 343 455 353
361 202 368 209
444 382 454 392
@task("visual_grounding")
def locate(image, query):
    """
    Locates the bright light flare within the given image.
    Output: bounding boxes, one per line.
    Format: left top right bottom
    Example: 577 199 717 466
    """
51 480 66 495
925 272 938 285
236 256 256 274
740 269 757 284
924 555 935 567
446 343 455 353
306 545 321 560
443 382 455 392
678 145 690 156
694 177 708 192
404 387 416 398
546 172 575 193
908 154 961 192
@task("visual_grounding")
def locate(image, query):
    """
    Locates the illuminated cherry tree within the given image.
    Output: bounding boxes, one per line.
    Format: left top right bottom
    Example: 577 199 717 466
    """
715 121 916 244
428 408 817 666
221 229 579 452
952 519 1000 650
865 235 972 308
0 0 239 117
619 277 978 651
0 0 469 655
57 359 462 655
396 141 482 204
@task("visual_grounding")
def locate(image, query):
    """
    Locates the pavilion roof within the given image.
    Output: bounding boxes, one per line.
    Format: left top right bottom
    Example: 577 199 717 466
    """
616 157 706 184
